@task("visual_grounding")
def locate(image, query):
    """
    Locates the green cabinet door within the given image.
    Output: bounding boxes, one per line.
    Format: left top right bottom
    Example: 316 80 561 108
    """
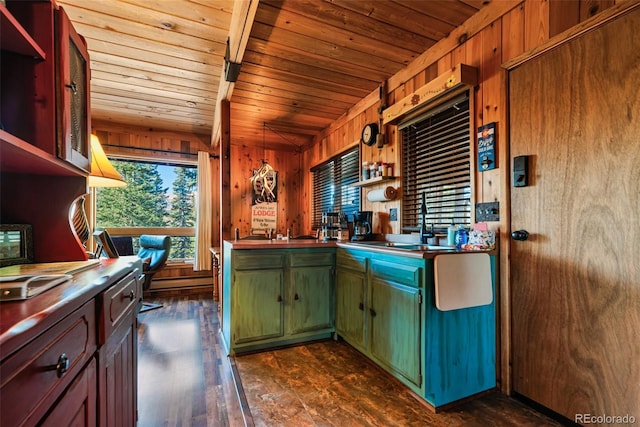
289 266 333 334
369 276 422 387
335 266 367 350
232 269 284 344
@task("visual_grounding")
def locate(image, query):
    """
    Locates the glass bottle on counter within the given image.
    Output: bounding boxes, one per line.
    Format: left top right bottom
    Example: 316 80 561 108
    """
447 220 457 246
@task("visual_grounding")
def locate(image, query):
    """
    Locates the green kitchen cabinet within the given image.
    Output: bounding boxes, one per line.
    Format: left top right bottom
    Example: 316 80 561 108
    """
232 269 284 344
369 258 422 387
289 251 335 334
335 250 424 389
335 247 495 409
222 243 335 354
335 252 367 351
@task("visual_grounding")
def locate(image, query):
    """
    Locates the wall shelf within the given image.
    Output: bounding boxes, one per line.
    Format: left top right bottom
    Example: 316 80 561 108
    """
351 176 396 188
1 5 46 59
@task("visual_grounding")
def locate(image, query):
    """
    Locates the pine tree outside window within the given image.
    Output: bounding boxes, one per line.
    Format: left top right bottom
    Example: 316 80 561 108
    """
95 159 197 260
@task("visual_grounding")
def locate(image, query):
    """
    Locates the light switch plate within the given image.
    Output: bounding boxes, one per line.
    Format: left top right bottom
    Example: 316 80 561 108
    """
389 208 398 221
475 202 499 222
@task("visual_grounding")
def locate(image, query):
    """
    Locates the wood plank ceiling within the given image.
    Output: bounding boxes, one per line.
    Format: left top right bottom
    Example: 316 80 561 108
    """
56 0 488 151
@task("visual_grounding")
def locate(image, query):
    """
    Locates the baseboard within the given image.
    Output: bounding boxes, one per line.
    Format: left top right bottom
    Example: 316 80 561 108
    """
148 276 212 291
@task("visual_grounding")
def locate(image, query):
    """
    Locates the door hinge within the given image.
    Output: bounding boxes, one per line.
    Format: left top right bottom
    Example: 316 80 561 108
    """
418 293 422 304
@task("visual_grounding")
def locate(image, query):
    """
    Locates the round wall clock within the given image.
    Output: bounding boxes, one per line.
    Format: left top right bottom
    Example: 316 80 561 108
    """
361 123 379 146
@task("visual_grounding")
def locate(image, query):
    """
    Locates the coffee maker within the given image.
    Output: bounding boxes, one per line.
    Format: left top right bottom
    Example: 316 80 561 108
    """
351 211 373 241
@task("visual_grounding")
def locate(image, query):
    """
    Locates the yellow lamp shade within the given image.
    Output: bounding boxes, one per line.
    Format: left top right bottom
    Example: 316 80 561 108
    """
88 134 126 188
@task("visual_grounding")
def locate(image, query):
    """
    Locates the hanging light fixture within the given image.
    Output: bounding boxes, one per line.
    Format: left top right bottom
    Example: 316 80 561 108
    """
250 123 277 203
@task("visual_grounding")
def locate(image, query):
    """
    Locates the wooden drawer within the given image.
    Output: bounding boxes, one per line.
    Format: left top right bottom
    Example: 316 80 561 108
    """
290 251 335 267
370 259 422 288
99 271 139 345
233 252 285 270
336 252 367 273
0 300 97 427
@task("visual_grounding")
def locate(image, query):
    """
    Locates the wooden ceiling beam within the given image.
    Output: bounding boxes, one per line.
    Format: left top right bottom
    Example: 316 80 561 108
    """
211 0 260 147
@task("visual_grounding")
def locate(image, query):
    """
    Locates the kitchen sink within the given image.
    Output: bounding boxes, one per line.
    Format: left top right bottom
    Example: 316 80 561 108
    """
348 241 456 251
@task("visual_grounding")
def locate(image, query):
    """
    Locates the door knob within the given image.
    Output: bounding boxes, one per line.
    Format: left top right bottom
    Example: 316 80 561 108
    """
511 230 529 241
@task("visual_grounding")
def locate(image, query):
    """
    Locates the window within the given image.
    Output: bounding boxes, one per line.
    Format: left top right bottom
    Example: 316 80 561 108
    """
400 92 472 232
311 147 360 229
95 159 197 260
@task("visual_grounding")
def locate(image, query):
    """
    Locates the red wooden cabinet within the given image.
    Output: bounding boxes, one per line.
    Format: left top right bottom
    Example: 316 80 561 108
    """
0 259 141 427
0 1 91 262
56 6 91 174
98 271 140 427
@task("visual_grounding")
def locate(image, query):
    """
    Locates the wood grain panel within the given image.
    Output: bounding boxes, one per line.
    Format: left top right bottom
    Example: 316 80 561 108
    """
523 0 550 50
510 6 640 418
478 22 502 206
502 3 526 62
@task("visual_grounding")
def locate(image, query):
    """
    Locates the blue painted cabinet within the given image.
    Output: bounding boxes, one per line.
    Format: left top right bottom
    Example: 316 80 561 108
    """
422 256 497 407
369 260 422 388
336 250 424 389
335 247 496 409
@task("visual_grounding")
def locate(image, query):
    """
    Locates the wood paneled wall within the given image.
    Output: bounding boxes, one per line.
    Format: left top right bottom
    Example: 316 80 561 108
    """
228 144 307 237
297 0 622 394
301 0 619 235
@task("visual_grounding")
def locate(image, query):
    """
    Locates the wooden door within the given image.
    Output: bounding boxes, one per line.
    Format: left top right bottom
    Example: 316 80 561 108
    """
509 6 640 420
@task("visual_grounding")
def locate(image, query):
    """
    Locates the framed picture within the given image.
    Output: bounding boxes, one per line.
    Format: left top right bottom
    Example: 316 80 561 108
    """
93 229 120 259
0 224 34 267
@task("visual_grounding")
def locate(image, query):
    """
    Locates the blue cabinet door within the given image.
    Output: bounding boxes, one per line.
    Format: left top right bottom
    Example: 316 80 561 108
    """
369 276 422 387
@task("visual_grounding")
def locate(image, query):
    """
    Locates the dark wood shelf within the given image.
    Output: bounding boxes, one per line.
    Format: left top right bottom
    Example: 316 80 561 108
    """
1 5 46 59
1 130 85 177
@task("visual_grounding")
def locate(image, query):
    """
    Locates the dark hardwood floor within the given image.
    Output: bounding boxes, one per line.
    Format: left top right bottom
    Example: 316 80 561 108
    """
137 294 563 427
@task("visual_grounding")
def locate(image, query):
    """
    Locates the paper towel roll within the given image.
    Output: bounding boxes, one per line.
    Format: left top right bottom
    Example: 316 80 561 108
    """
367 186 397 202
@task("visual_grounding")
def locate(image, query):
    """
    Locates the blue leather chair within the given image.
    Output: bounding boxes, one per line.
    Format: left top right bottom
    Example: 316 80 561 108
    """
137 235 171 312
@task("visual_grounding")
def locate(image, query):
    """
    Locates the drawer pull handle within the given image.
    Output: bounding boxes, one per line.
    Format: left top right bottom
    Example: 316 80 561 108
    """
369 308 377 317
54 353 70 378
358 302 364 311
124 290 135 301
294 293 299 301
277 295 282 302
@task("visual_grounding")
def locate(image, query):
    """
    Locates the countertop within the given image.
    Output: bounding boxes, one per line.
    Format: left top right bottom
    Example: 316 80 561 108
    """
223 239 495 259
224 239 337 250
0 256 142 358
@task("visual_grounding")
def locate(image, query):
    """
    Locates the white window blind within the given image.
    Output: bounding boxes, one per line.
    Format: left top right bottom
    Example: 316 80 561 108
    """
400 93 472 232
311 147 360 229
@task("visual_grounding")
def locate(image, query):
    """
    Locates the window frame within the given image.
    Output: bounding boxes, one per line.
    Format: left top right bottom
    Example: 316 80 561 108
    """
311 146 361 230
93 157 198 262
399 90 475 233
